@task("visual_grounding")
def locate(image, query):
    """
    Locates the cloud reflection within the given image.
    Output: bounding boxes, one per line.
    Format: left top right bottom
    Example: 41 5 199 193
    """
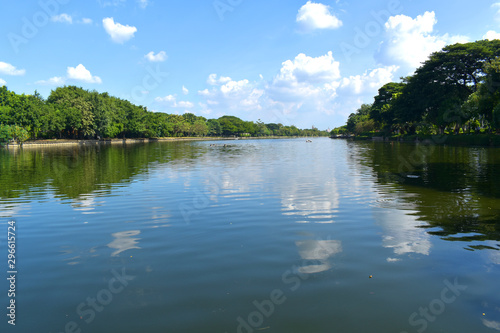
374 207 432 258
108 230 141 257
0 202 27 218
71 193 104 214
296 239 342 274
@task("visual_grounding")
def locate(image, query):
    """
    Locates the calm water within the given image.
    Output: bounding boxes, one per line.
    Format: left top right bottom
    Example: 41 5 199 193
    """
1 138 499 333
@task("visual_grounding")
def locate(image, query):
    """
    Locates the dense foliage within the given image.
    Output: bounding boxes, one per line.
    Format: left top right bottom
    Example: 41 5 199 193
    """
332 40 500 136
0 85 328 142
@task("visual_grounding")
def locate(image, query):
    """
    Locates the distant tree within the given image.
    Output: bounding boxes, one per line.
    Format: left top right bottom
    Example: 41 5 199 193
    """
192 119 208 136
207 119 222 136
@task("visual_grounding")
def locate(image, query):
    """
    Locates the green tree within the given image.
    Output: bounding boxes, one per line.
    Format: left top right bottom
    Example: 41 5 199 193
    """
192 119 208 136
370 82 405 130
346 104 372 133
394 40 500 132
207 119 222 136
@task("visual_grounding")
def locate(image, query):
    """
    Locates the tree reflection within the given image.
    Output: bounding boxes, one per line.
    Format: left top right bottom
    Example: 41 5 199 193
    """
351 141 500 249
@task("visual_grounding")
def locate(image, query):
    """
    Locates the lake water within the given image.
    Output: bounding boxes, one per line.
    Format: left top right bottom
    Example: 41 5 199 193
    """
1 138 499 333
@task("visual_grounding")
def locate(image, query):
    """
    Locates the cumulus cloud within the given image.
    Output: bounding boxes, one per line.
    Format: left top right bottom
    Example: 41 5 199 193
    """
51 13 73 24
192 52 398 127
339 66 399 95
276 51 341 84
484 30 500 41
155 95 194 108
377 11 469 72
296 1 342 32
0 78 6 86
103 17 137 44
266 51 341 105
36 64 101 86
145 51 167 62
67 64 102 84
0 62 26 76
207 73 231 85
196 74 265 118
36 76 66 86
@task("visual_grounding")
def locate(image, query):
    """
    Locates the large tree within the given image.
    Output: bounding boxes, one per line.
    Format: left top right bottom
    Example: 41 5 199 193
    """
394 40 500 131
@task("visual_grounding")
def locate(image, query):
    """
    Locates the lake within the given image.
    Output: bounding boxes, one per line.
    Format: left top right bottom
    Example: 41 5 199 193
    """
1 138 499 333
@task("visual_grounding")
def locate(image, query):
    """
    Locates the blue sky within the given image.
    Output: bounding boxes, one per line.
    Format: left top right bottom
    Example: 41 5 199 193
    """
1 0 499 129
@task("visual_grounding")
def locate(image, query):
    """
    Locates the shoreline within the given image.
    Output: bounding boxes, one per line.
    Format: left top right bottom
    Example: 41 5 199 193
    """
330 133 500 147
1 136 322 149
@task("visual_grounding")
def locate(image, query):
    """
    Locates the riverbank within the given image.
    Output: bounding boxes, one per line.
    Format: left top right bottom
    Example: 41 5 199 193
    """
1 136 320 149
331 133 500 147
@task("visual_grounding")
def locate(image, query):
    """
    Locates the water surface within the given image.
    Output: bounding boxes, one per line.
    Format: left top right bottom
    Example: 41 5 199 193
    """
0 138 499 333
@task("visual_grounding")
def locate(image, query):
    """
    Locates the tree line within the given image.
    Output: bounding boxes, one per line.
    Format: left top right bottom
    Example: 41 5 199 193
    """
332 39 500 136
0 85 328 144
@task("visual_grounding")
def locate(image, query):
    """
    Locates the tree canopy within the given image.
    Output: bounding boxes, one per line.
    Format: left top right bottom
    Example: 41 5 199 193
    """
333 40 500 136
0 85 329 143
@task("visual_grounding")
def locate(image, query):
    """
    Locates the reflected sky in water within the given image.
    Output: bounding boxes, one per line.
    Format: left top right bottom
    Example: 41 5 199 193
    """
0 139 499 333
108 230 142 257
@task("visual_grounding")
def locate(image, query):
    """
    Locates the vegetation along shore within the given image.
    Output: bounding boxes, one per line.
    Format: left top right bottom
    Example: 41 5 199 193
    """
0 85 329 147
331 40 500 146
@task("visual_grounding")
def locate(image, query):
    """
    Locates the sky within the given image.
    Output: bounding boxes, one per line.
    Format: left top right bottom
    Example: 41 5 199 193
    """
0 0 499 130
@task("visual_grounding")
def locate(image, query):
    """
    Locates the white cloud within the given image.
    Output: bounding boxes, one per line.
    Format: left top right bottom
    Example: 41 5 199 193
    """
36 76 66 86
145 51 167 62
339 66 399 95
178 101 194 108
376 12 469 72
182 86 189 95
0 78 6 86
221 79 250 95
493 3 500 22
51 13 73 24
267 51 341 104
156 95 176 103
67 64 102 84
81 18 93 25
0 62 26 76
296 1 342 32
276 51 341 84
193 51 399 128
482 319 500 331
155 94 194 108
102 17 137 44
35 65 101 86
484 30 500 41
207 74 231 85
98 0 126 7
138 0 149 8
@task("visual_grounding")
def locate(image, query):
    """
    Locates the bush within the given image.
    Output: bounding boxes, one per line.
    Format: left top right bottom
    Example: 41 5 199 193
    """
0 125 29 145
